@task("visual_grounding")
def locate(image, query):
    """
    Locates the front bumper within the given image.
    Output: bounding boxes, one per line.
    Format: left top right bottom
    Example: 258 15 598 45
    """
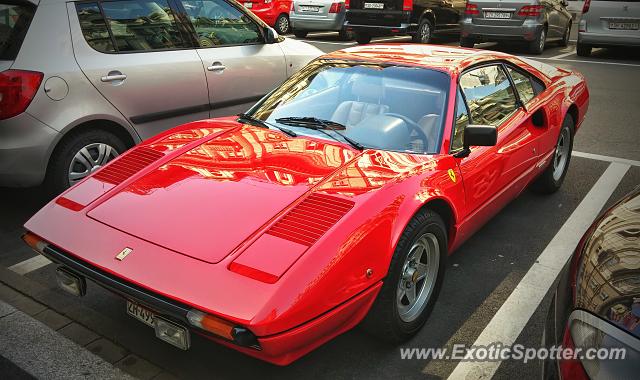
460 19 543 42
290 12 345 31
578 31 640 48
40 242 382 365
0 112 59 187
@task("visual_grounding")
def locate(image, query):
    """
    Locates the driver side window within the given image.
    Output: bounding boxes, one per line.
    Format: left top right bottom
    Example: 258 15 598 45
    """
180 0 262 47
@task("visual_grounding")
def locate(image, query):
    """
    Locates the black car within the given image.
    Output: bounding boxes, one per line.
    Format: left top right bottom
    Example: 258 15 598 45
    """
345 0 466 44
543 187 640 379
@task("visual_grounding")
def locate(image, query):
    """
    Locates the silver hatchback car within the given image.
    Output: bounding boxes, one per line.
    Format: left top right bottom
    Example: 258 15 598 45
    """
577 0 640 56
460 0 573 54
0 0 321 193
290 0 351 39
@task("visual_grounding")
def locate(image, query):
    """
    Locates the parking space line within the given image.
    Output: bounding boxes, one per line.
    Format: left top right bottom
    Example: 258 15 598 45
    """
548 49 576 59
445 162 630 380
8 255 51 275
574 150 640 167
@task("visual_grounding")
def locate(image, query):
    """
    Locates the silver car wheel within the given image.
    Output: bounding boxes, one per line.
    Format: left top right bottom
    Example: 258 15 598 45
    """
68 142 119 186
552 126 571 181
539 28 546 51
419 22 431 43
277 15 289 34
397 233 440 322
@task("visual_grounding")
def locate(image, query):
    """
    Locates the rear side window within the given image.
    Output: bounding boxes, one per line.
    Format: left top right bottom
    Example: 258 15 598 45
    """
0 3 36 60
76 0 189 53
506 67 535 104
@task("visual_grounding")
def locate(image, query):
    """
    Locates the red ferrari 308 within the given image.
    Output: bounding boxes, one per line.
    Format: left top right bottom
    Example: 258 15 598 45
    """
24 45 589 365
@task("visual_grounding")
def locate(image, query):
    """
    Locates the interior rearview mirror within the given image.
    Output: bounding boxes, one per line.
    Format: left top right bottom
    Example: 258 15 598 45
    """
265 27 279 44
454 125 498 158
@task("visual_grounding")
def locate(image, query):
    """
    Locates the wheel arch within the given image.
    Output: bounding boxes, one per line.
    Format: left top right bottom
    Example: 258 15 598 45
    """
419 9 436 26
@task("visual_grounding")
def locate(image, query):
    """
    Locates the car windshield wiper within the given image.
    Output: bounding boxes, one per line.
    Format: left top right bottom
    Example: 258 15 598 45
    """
237 113 297 137
275 117 365 150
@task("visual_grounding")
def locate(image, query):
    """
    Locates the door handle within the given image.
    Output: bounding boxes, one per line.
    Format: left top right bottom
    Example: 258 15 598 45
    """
101 72 127 83
207 62 226 72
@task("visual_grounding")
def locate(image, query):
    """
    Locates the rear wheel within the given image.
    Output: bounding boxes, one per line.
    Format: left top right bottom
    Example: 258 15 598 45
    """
274 13 290 35
338 27 354 41
293 29 308 38
413 19 434 44
531 116 574 194
529 26 546 54
576 42 592 57
355 33 371 44
362 208 447 342
45 129 127 194
460 37 474 48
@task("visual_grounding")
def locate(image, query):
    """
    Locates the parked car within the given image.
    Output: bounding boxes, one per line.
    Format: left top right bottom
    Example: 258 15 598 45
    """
0 0 321 193
345 0 466 44
460 0 573 54
241 0 293 34
290 0 352 40
24 44 589 365
542 187 640 379
577 0 640 57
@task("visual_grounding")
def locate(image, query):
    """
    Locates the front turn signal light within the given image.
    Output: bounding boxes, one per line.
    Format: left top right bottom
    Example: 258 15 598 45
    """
22 232 47 254
186 309 259 348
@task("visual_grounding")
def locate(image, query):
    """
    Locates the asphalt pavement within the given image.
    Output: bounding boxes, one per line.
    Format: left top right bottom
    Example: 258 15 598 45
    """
1 28 639 380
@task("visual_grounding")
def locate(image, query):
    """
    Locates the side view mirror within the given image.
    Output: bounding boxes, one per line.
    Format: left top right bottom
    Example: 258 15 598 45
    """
454 125 497 158
265 27 279 44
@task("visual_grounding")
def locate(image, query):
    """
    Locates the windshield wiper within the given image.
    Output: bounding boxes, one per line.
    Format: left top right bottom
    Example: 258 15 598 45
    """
275 117 365 150
237 113 297 137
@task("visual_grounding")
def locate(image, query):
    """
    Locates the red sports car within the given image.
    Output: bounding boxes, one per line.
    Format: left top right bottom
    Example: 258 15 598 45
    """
23 45 589 365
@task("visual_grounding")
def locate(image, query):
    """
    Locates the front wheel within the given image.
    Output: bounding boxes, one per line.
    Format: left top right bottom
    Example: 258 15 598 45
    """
531 116 574 194
274 14 290 35
355 33 371 44
576 42 592 57
362 208 447 342
460 37 474 48
293 29 308 38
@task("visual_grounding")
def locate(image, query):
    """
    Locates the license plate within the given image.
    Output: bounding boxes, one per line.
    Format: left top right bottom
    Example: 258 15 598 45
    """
609 22 639 30
300 5 320 12
364 2 384 9
244 2 252 8
485 11 511 19
126 300 156 328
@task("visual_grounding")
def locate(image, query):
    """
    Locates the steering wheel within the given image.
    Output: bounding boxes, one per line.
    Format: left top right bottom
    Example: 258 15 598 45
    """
383 113 429 150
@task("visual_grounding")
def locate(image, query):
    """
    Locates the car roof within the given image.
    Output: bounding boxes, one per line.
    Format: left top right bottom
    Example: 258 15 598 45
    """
321 44 517 75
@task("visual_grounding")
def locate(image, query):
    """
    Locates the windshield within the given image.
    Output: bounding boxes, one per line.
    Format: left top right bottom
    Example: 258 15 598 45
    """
248 61 451 154
0 3 36 60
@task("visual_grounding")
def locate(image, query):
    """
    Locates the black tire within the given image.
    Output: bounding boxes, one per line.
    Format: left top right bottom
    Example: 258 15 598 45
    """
560 22 571 47
531 116 575 194
361 208 447 343
44 129 127 195
460 37 474 48
274 14 290 35
412 18 434 44
338 27 354 41
529 26 547 54
355 33 371 44
576 42 591 57
293 30 308 38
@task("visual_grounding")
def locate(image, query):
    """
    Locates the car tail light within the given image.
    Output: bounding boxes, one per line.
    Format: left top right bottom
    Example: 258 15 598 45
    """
344 0 350 9
582 0 591 13
403 0 412 11
329 2 343 13
0 70 43 120
465 3 479 15
518 5 543 17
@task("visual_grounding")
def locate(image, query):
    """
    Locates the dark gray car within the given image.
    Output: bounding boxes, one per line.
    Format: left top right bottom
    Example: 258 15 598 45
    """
459 0 572 54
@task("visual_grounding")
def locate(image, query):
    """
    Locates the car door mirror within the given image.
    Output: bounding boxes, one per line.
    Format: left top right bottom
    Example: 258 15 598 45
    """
265 27 279 44
454 125 498 158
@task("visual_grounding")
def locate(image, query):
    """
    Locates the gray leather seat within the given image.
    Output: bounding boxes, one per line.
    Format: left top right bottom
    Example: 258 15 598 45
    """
332 80 389 127
418 114 440 152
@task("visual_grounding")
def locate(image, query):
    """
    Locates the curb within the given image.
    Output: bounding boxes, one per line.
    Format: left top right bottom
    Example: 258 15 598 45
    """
0 266 178 380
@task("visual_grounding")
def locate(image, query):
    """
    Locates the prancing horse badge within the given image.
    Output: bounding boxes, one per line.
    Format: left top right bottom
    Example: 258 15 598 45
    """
116 247 133 261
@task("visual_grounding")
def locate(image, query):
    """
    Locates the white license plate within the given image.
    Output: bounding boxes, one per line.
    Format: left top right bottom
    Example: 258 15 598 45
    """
244 2 252 8
363 2 384 9
300 5 320 12
485 11 511 19
126 300 155 327
609 22 639 30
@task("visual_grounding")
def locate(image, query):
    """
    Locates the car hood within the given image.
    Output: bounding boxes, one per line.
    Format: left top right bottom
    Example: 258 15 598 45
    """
85 123 357 264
